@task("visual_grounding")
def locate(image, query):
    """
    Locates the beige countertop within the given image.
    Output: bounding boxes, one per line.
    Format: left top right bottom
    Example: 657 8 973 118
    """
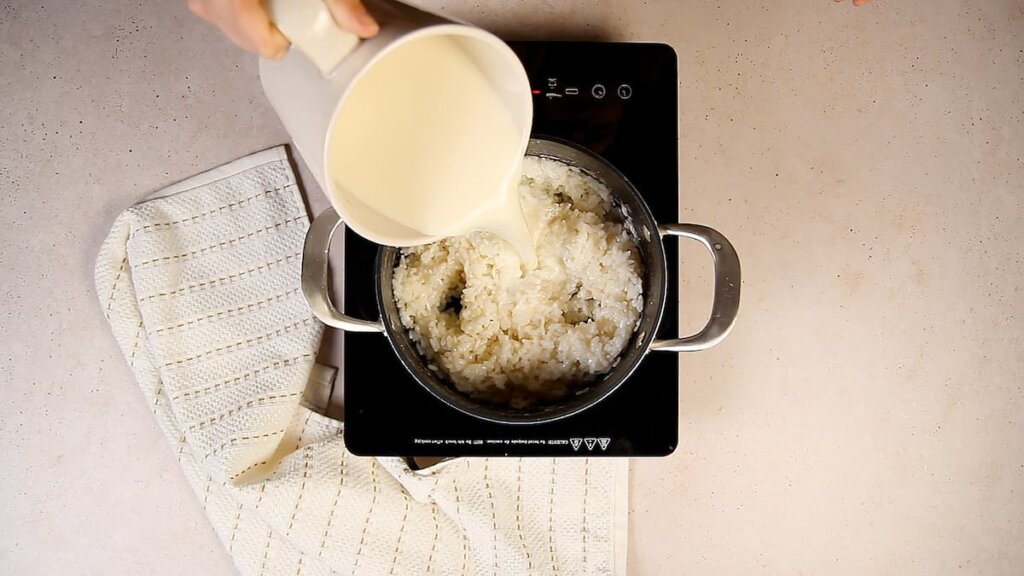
1 0 1022 573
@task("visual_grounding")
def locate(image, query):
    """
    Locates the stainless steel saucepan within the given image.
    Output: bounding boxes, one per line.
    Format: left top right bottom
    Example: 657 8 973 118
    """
301 137 741 424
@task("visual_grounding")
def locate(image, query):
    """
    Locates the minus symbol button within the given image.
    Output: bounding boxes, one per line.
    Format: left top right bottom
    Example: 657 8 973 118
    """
565 87 579 96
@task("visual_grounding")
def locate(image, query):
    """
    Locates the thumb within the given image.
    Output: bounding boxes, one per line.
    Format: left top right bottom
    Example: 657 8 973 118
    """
324 0 380 38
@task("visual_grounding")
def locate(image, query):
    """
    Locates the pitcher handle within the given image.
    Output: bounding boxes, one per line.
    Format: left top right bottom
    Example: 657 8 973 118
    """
267 0 360 74
651 224 741 352
301 207 385 332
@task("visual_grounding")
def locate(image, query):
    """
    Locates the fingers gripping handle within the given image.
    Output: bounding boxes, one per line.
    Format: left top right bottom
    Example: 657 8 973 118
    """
267 0 360 74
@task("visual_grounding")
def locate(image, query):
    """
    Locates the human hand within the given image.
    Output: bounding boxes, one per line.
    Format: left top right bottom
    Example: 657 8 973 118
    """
188 0 379 59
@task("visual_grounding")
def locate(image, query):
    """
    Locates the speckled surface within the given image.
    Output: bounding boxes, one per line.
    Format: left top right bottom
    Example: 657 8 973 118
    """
1 0 1022 574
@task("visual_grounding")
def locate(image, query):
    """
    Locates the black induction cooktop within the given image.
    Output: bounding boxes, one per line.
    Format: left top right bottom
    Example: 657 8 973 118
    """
340 41 679 457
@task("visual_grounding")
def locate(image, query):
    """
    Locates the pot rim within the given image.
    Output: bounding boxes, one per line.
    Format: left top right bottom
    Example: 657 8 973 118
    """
374 136 668 425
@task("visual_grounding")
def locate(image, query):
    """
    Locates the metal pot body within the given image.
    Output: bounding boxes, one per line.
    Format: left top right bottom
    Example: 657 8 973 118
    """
302 137 741 424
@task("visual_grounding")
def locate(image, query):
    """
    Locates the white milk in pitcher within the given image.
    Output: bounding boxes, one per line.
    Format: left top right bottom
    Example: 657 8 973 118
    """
326 36 536 267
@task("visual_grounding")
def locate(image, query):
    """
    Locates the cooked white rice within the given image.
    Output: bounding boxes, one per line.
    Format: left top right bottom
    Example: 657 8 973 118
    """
391 156 643 407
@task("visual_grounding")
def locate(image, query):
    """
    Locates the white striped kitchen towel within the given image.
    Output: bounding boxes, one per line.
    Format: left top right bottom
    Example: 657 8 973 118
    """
94 146 628 576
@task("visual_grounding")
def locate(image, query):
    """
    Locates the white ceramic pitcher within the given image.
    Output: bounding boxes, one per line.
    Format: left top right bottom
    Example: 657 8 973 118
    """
259 0 533 247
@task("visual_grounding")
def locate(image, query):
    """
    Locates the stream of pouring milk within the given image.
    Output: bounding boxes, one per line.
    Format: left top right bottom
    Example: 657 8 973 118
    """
327 36 536 268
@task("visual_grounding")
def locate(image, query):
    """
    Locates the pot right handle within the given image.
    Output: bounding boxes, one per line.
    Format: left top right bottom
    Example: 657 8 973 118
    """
651 224 741 353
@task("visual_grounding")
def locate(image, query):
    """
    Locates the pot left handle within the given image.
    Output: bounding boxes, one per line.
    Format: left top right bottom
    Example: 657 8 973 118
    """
301 207 385 332
651 224 740 352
